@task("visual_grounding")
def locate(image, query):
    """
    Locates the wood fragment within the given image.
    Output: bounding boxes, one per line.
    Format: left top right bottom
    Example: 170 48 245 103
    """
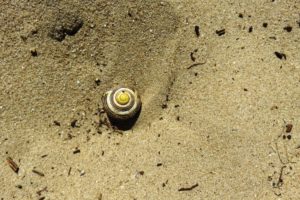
73 147 81 154
194 25 200 37
68 167 72 176
274 51 286 60
216 29 225 36
190 51 196 62
285 124 293 133
6 157 19 174
187 62 206 69
32 169 45 177
275 166 286 188
178 183 199 191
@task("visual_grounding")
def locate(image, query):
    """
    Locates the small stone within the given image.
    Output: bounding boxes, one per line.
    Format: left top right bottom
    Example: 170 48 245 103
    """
53 120 61 126
79 170 85 176
70 119 78 128
274 52 286 60
285 124 293 133
263 23 268 28
283 25 292 32
248 26 253 33
30 48 38 57
16 185 22 189
95 78 101 86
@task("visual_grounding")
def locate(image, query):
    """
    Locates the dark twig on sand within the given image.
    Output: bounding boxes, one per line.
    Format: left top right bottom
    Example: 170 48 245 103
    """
275 166 286 188
6 157 19 174
178 183 199 191
187 62 206 70
68 167 72 176
32 169 45 177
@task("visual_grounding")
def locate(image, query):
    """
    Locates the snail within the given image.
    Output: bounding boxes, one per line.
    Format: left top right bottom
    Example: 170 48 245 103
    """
102 86 142 121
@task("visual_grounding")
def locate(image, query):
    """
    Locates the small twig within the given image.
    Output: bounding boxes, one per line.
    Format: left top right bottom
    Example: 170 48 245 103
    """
187 62 206 70
178 183 199 191
275 166 286 188
73 147 81 154
68 167 72 176
32 169 45 177
6 157 19 174
194 25 200 37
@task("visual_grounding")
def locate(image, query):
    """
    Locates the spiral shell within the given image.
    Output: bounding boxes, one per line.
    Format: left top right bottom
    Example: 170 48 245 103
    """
102 86 142 120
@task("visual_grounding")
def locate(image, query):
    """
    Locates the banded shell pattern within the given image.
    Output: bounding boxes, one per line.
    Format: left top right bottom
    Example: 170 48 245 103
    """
102 86 142 120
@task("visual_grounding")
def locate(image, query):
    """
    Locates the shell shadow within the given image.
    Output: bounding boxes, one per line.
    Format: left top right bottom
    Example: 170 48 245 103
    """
108 106 142 131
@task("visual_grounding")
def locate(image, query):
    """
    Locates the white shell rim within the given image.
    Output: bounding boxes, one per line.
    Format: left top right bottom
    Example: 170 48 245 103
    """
104 87 141 117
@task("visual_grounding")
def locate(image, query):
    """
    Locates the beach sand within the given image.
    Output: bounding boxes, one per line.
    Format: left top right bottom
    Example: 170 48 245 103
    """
1 0 300 199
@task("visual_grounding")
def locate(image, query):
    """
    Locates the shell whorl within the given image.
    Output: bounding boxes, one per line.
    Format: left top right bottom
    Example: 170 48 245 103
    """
102 87 141 120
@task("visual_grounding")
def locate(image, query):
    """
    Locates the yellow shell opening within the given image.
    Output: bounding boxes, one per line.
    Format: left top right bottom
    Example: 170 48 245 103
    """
116 91 130 105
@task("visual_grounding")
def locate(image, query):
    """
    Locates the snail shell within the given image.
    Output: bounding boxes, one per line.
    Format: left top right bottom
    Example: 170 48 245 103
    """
102 86 142 120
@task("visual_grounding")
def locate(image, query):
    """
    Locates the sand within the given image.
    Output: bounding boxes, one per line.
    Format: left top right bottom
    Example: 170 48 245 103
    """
1 0 300 199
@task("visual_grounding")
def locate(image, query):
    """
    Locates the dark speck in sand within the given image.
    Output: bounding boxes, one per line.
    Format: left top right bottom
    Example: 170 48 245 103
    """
274 52 286 60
